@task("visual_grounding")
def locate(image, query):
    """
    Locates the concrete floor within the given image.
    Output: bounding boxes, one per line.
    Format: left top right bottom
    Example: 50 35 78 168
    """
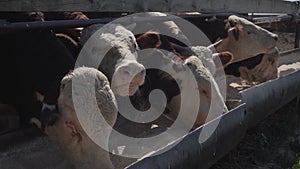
0 130 73 169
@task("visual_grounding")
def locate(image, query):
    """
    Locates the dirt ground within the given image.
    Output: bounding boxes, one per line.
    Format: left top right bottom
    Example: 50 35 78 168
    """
274 31 296 52
211 99 300 169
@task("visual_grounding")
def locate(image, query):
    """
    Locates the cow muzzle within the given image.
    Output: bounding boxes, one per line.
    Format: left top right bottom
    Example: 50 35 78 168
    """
112 61 146 96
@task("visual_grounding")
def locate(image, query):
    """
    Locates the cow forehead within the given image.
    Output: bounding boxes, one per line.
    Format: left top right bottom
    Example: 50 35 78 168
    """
228 15 255 27
228 15 270 34
83 23 137 49
101 33 136 48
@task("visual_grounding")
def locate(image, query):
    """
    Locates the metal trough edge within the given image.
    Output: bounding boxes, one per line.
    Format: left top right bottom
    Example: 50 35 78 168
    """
125 104 247 169
279 48 300 66
126 69 300 169
241 70 300 128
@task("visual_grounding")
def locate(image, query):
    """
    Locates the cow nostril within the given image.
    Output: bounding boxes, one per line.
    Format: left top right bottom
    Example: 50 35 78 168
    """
139 69 145 76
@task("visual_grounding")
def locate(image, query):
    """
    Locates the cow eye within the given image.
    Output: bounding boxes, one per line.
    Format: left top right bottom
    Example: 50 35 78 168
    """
247 31 251 35
129 36 137 48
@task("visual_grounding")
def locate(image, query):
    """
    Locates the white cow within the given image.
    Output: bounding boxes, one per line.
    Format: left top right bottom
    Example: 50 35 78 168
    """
78 23 146 96
32 67 118 169
32 24 149 168
137 32 231 128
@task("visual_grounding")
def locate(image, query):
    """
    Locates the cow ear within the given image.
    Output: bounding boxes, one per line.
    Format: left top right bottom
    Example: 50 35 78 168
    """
65 120 82 143
136 31 161 49
124 23 137 31
213 51 233 67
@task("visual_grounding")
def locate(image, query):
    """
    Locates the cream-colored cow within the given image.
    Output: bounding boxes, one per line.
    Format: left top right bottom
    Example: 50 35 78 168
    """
212 15 279 83
215 15 278 63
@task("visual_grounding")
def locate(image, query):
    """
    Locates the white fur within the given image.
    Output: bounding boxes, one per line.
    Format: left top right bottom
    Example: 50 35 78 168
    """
79 24 145 96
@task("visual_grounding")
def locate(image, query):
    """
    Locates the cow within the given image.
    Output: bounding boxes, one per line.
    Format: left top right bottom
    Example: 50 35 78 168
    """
131 13 278 83
29 26 229 169
175 14 279 83
32 67 118 169
133 12 190 46
212 15 279 83
78 23 146 96
135 31 230 129
0 12 88 127
176 13 230 43
214 15 278 63
136 31 233 75
0 27 76 127
30 23 148 168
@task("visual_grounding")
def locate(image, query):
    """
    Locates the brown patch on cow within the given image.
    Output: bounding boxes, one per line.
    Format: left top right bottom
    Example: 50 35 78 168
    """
136 31 185 60
136 31 161 49
215 51 233 67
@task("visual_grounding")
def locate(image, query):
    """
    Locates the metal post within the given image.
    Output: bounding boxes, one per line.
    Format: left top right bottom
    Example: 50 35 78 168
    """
296 95 300 112
294 22 300 48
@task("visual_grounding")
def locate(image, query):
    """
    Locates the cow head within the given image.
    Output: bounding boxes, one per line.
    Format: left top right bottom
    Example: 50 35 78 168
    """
165 55 228 129
31 67 118 169
136 34 228 129
215 15 278 63
136 31 233 76
79 24 146 97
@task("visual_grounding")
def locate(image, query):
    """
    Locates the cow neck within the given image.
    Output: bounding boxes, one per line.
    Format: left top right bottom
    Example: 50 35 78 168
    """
214 38 231 54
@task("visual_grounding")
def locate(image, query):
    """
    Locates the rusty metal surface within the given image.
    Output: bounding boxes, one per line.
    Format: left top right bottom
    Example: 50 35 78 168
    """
126 104 247 169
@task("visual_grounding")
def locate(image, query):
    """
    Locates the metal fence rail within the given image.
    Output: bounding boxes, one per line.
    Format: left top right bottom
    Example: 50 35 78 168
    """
0 0 299 13
0 13 247 31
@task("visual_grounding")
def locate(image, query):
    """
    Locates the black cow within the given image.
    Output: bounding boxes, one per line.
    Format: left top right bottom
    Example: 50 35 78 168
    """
0 23 75 126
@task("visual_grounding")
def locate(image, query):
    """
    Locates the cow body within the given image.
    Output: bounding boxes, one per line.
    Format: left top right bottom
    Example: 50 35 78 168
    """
0 29 75 123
